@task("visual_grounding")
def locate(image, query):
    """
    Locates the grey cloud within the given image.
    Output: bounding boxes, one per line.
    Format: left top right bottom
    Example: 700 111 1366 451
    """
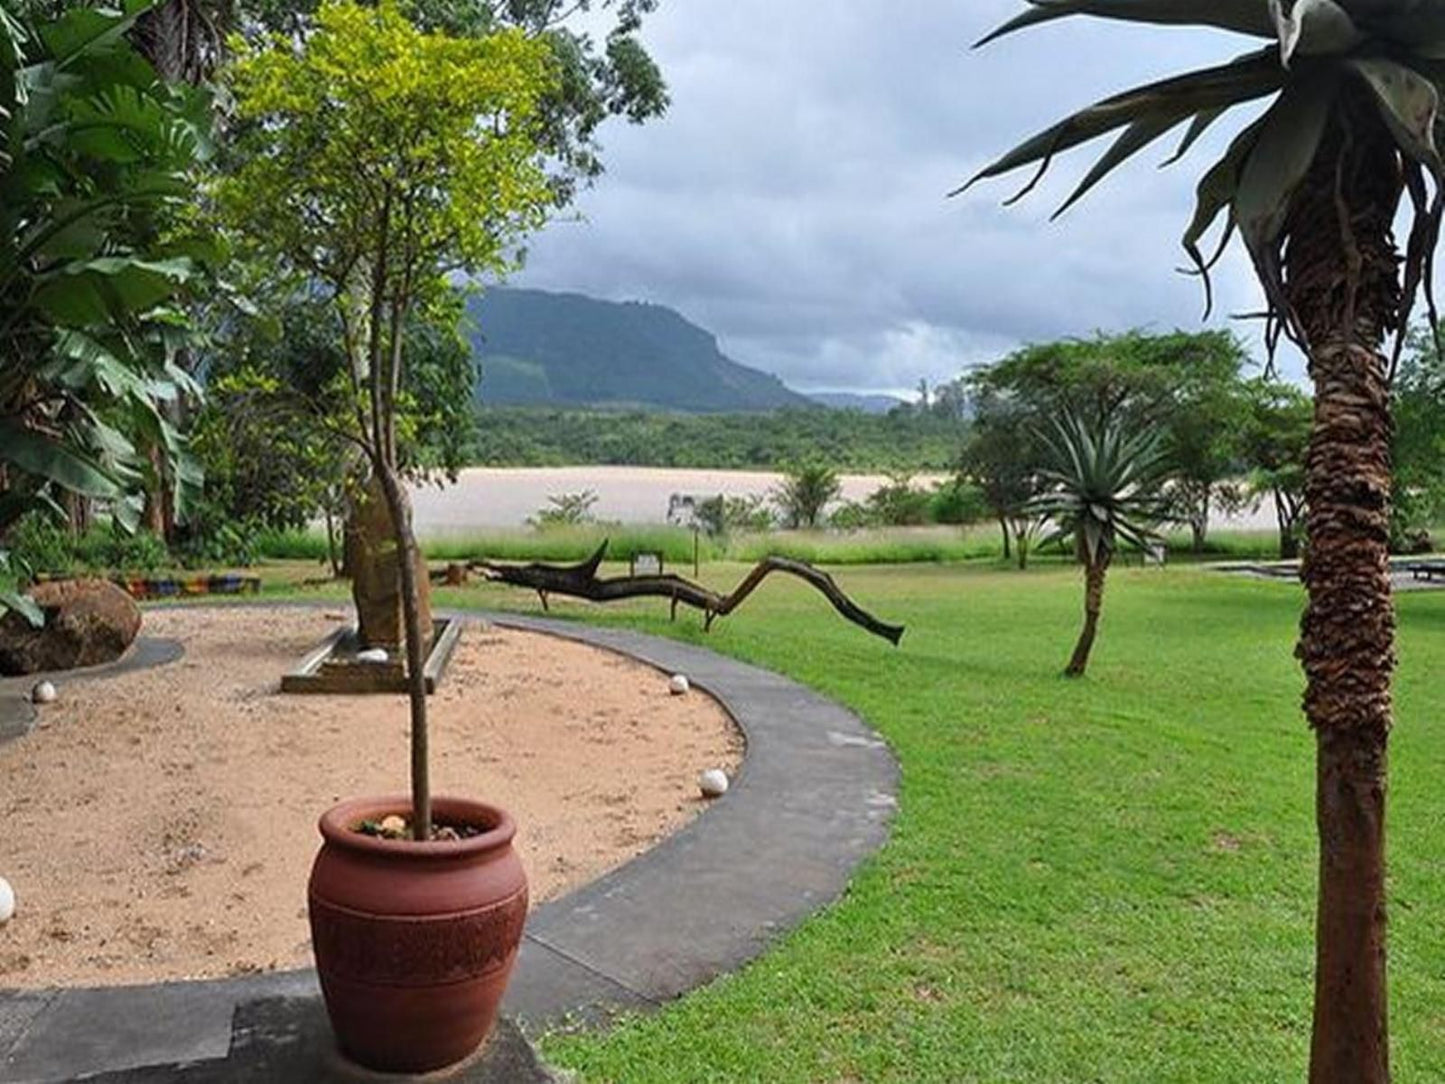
513 1 1296 393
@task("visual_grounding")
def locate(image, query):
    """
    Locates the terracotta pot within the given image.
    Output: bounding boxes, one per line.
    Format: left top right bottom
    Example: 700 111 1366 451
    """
308 796 528 1073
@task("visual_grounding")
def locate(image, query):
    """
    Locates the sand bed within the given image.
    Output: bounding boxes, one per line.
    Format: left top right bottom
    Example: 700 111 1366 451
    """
0 608 742 988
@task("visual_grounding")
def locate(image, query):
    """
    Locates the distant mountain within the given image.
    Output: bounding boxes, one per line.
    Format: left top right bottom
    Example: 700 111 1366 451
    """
467 288 814 413
808 392 905 414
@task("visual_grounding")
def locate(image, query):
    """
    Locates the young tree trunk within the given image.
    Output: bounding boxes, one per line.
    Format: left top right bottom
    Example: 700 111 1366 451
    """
1190 489 1209 554
998 514 1012 560
1284 85 1399 1084
1064 555 1108 677
1276 491 1302 561
373 463 432 841
324 506 341 578
1015 527 1029 571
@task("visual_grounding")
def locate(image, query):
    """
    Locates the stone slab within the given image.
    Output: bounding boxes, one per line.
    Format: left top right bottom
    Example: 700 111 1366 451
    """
78 1004 554 1084
280 619 461 695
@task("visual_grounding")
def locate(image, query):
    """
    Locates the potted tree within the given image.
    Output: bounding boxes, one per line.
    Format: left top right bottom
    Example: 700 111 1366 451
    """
221 3 557 1070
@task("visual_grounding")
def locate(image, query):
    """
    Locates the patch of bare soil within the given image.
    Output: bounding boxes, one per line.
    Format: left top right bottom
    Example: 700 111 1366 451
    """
0 608 741 987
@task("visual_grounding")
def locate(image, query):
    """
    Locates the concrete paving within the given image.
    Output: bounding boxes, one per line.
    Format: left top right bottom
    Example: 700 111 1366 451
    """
0 610 898 1082
0 638 185 746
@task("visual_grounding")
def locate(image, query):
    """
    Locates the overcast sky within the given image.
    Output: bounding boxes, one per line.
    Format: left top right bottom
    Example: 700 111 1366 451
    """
513 1 1291 396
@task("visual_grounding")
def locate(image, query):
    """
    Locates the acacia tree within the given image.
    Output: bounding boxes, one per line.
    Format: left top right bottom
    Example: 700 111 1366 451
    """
221 0 556 840
959 386 1044 567
970 4 1445 1078
1240 377 1312 560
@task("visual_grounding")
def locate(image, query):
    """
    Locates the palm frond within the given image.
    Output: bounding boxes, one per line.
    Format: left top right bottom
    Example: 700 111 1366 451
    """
969 0 1445 360
954 49 1284 203
1028 410 1170 566
975 1 1276 48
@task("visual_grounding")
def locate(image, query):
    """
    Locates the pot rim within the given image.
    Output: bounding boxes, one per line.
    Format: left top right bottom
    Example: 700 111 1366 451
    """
318 794 516 859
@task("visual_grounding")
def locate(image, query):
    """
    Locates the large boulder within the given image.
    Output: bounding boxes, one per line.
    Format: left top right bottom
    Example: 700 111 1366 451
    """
0 578 142 676
348 475 432 653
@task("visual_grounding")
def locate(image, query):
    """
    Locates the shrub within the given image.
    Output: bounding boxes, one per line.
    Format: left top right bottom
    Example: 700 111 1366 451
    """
929 477 989 525
74 525 171 573
6 513 77 576
772 462 842 529
528 490 599 528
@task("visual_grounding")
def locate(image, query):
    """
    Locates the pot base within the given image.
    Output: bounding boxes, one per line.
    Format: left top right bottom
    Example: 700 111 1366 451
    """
323 1029 493 1081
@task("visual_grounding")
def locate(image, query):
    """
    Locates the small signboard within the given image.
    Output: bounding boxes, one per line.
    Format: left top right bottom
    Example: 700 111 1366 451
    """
631 551 664 577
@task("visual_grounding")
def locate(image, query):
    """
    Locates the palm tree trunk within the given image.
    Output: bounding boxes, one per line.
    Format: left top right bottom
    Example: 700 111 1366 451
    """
1064 556 1108 677
1284 84 1400 1084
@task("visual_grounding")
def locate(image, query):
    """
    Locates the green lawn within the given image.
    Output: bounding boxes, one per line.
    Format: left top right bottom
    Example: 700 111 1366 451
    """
294 561 1445 1081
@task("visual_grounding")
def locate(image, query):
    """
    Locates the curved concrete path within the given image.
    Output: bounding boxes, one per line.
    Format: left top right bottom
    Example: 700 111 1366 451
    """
0 611 898 1082
0 638 185 746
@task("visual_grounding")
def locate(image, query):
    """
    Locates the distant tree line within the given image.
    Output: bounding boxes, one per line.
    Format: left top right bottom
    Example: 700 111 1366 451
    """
466 406 966 471
957 325 1445 562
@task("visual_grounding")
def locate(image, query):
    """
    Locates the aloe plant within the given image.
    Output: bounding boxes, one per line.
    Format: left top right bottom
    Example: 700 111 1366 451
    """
969 3 1444 1078
1030 413 1168 676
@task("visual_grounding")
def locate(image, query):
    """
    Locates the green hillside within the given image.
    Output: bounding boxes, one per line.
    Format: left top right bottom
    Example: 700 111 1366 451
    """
466 288 814 412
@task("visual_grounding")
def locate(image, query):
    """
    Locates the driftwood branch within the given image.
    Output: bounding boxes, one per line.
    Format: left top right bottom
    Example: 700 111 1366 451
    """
472 541 905 646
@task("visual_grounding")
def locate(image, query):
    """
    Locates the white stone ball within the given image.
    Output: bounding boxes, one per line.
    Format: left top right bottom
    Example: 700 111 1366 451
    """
669 674 690 696
698 768 729 799
0 877 14 925
357 648 389 664
31 680 56 705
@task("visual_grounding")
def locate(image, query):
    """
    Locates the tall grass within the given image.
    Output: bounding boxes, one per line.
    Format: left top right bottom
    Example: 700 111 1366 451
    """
256 524 722 566
256 522 1288 568
728 526 1002 565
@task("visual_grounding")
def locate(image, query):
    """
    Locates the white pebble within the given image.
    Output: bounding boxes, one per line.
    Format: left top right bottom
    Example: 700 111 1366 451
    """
669 674 690 696
31 680 56 704
698 768 729 798
0 877 14 924
356 648 389 664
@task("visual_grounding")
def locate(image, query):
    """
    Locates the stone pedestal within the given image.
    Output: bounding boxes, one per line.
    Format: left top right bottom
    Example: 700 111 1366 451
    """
347 475 431 653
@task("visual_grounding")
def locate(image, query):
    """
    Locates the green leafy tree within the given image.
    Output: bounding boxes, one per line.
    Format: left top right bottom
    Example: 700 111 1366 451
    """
772 462 842 530
1239 378 1312 561
201 289 482 572
1 0 212 618
1165 368 1251 553
960 384 1045 567
971 3 1445 1074
1031 413 1169 677
220 0 557 839
1391 328 1445 551
142 0 668 195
